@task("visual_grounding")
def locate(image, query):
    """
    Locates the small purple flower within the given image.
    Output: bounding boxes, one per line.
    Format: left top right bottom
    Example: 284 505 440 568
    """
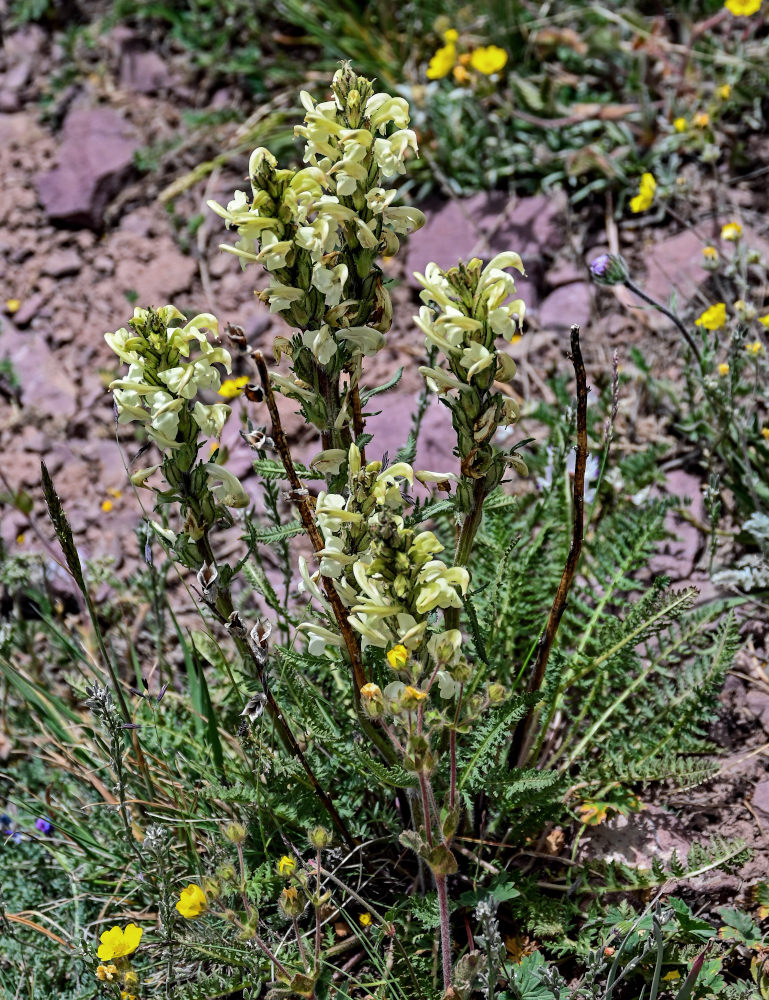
35 817 53 835
588 253 629 286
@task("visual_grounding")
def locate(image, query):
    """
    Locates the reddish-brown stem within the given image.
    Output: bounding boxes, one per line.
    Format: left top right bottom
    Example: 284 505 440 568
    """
251 350 368 699
511 325 588 767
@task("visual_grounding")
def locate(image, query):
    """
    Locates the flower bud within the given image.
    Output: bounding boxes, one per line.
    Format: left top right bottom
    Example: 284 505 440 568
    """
202 877 222 901
588 253 629 286
360 682 385 718
488 682 507 703
279 885 305 918
308 825 333 849
224 822 247 844
217 863 236 883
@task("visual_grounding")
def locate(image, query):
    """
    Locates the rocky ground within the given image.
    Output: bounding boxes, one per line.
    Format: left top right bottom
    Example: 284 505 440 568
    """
1 17 768 916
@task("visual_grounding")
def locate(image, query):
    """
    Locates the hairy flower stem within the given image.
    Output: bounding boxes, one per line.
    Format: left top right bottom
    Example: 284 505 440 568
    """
350 381 366 463
445 478 487 630
435 873 453 991
316 365 353 453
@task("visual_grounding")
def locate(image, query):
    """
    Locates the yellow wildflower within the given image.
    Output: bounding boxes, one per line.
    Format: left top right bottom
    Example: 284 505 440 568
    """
121 994 139 1000
16 533 25 545
718 83 731 99
629 172 656 213
453 64 470 85
746 340 764 356
218 375 249 399
759 314 769 327
96 964 120 981
702 245 718 260
443 28 459 42
107 487 122 499
724 0 762 14
360 682 383 700
662 970 681 981
673 117 687 132
175 884 207 919
469 45 508 75
693 111 710 128
721 221 742 241
359 912 373 927
761 427 769 440
403 685 428 703
718 363 730 376
277 855 296 876
576 802 608 825
695 303 727 330
123 970 139 990
5 298 20 314
97 923 143 961
101 499 114 513
386 644 408 670
427 43 457 79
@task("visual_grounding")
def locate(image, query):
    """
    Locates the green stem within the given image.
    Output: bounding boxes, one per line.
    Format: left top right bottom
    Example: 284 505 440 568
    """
445 478 487 630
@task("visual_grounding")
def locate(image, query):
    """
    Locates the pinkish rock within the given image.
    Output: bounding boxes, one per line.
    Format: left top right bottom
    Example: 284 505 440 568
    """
753 779 769 816
113 235 196 305
406 191 567 312
538 281 593 331
2 58 32 93
364 395 458 477
36 107 139 229
12 291 49 327
746 689 769 735
643 230 704 318
0 321 78 420
120 49 170 94
651 470 705 582
42 248 82 278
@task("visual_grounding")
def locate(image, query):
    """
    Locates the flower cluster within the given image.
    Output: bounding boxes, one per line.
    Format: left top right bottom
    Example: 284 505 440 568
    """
105 305 249 570
208 65 423 383
426 28 508 83
299 444 469 654
96 923 142 999
414 252 527 511
107 306 233 452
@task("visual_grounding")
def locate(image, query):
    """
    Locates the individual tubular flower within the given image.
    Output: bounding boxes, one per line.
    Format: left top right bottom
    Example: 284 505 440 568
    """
176 884 208 919
413 253 527 512
97 923 143 961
